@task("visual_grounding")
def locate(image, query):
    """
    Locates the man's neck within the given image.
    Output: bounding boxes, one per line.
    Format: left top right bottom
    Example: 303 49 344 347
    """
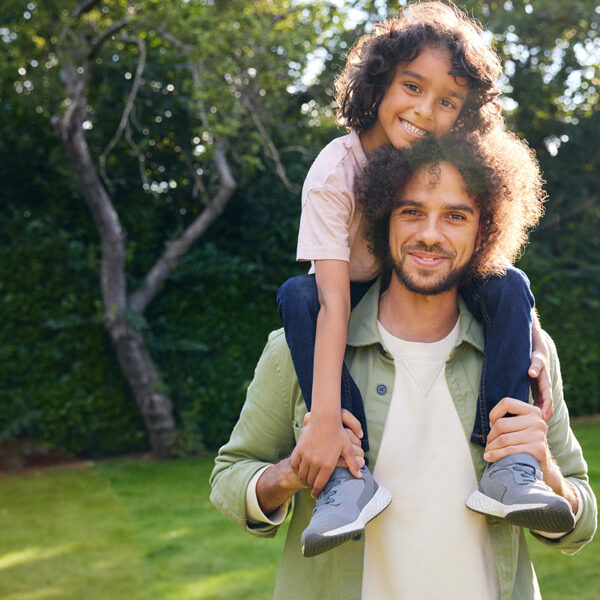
377 275 460 343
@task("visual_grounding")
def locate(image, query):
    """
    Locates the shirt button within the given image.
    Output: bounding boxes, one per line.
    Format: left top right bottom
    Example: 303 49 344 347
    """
376 384 387 395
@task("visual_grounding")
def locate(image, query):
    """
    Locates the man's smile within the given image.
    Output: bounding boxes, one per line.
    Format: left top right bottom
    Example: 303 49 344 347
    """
408 252 449 268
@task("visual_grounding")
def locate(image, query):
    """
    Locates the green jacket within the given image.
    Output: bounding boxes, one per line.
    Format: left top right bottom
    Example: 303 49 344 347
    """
210 279 596 600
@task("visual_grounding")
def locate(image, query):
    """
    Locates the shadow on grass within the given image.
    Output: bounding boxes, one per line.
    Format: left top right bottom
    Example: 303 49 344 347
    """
0 455 285 600
1 420 598 600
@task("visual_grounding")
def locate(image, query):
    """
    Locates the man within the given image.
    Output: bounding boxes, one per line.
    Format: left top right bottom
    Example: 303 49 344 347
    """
210 132 596 599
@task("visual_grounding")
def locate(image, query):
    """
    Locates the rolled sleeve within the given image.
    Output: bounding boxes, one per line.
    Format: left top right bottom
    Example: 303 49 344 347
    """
530 334 597 553
209 330 300 538
246 466 292 527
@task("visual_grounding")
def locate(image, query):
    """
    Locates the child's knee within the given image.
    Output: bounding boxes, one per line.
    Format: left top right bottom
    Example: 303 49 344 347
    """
277 275 319 315
487 267 534 308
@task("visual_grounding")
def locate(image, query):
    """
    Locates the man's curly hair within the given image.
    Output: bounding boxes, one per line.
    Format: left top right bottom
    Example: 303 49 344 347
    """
335 1 502 135
355 129 546 280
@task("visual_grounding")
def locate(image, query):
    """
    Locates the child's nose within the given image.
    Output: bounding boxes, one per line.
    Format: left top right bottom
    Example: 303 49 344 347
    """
415 95 435 120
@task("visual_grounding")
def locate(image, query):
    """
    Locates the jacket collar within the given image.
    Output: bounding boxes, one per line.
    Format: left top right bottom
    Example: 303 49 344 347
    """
346 276 484 354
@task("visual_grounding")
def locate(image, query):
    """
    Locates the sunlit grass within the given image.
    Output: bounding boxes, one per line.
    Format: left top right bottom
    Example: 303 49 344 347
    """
527 419 600 600
0 455 286 600
0 421 597 599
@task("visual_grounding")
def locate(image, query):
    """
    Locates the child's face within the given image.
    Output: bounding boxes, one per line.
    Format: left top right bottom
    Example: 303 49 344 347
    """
361 46 468 153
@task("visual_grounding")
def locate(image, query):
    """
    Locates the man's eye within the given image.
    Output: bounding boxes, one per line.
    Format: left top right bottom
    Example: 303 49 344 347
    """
449 213 466 220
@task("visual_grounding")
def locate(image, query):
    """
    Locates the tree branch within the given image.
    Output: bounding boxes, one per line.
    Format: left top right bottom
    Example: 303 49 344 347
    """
88 17 133 60
157 29 209 126
99 35 147 187
54 64 89 140
157 27 193 53
128 27 241 313
124 121 158 199
240 93 300 193
181 150 207 199
281 145 309 156
71 0 103 19
129 142 236 313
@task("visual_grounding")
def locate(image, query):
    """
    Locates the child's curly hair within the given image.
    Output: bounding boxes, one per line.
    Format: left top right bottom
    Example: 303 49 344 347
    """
336 1 502 135
355 129 546 280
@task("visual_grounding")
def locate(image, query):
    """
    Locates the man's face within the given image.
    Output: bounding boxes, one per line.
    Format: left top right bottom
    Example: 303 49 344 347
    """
388 161 480 295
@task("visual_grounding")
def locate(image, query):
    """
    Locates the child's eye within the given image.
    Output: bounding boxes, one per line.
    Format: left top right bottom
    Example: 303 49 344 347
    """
441 99 457 109
404 82 420 93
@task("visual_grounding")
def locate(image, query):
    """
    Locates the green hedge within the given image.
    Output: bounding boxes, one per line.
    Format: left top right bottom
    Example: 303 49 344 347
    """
1 114 598 457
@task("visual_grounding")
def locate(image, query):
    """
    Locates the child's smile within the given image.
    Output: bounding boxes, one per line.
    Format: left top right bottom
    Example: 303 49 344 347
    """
360 45 468 153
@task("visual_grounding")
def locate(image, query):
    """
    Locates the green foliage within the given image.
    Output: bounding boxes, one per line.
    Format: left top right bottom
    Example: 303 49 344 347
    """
519 205 600 416
1 1 598 456
147 164 312 450
0 207 146 456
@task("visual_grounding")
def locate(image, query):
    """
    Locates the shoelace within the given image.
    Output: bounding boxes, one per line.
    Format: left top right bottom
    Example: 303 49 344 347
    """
510 463 537 484
320 477 343 505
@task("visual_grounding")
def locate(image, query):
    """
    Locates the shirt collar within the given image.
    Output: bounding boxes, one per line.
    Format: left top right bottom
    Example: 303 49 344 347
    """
346 276 484 354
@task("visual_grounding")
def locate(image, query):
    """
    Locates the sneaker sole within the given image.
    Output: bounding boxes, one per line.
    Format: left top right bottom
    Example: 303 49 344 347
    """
466 490 575 532
302 485 392 558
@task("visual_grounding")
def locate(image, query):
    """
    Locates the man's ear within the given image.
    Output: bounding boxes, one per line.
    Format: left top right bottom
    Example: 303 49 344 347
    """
473 221 483 252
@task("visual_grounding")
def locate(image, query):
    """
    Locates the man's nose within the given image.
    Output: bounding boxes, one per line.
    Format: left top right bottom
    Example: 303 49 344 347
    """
417 215 444 245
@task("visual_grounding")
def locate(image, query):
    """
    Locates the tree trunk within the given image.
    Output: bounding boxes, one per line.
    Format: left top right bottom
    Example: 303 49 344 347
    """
107 317 175 458
54 64 176 457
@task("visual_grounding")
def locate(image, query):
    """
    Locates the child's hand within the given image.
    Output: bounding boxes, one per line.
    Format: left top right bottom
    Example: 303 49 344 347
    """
291 409 364 498
530 318 553 421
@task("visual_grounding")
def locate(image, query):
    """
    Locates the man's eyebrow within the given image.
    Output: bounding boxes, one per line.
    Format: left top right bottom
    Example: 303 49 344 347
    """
400 69 468 101
396 199 476 215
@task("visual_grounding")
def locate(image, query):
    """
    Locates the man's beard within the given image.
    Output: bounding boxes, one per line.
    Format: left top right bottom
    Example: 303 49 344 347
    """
390 244 472 296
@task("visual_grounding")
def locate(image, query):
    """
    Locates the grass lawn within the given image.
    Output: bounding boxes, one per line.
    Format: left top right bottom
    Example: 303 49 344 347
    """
1 420 598 600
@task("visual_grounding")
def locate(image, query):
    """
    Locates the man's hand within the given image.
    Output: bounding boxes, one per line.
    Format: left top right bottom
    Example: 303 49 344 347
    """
530 313 553 421
255 457 307 517
484 397 548 465
290 409 364 498
484 397 578 514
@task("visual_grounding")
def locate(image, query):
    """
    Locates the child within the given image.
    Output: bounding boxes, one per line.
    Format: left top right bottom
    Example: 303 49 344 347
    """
276 1 560 558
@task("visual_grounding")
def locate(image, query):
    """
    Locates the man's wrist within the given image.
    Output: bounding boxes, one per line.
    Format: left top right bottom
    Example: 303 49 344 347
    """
256 458 305 515
541 453 579 515
247 467 291 525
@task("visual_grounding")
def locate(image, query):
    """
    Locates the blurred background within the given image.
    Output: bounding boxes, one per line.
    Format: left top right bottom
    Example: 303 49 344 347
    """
0 1 599 597
2 0 599 462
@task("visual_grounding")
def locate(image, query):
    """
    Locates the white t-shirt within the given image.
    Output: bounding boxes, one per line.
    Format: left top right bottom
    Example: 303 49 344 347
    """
296 130 381 282
361 319 499 599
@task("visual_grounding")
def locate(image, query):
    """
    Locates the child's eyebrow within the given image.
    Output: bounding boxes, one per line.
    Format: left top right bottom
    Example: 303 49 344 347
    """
401 69 468 101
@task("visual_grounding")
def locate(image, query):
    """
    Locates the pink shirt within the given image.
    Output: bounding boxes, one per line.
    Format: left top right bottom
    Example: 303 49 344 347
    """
296 130 382 282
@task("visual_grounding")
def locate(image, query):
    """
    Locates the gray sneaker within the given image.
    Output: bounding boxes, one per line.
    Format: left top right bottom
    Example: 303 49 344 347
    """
301 465 392 558
466 453 575 532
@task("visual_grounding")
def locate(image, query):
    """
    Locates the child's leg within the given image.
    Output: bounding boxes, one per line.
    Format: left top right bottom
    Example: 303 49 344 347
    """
276 274 373 450
459 266 534 446
462 267 575 532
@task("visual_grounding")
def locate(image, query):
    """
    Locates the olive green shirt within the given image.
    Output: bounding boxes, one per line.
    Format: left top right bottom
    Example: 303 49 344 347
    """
210 279 597 600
